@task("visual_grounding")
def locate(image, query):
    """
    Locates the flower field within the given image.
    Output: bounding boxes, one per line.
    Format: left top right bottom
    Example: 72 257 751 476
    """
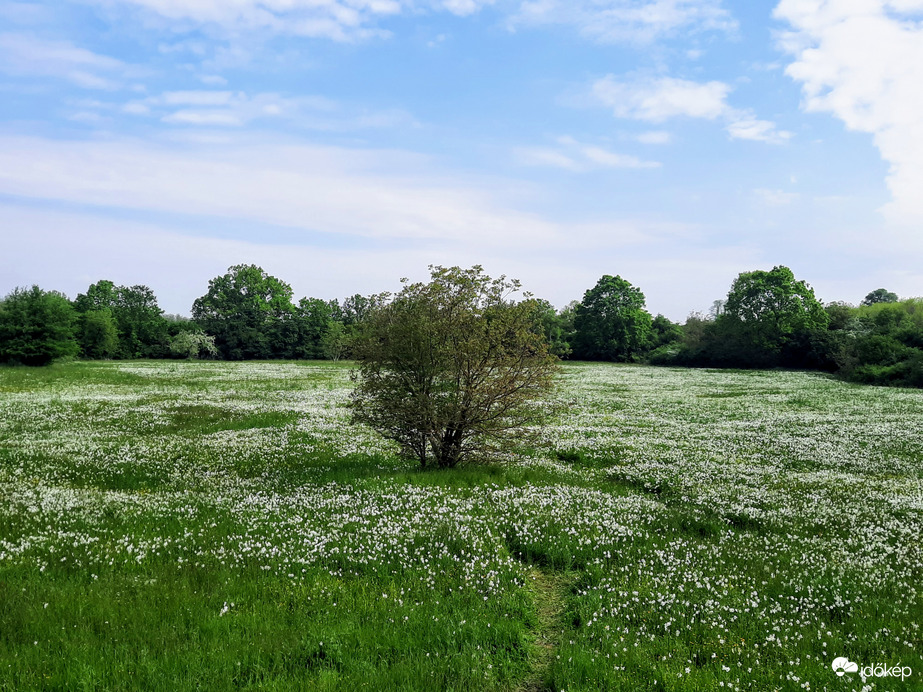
0 361 920 691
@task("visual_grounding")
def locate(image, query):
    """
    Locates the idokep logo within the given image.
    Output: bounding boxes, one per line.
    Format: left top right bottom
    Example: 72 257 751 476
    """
831 657 858 677
831 656 913 682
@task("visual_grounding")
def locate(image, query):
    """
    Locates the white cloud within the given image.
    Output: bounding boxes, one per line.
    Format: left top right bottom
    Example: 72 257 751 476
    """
775 0 923 224
119 90 413 130
161 90 235 106
517 135 660 171
199 74 228 86
0 133 727 319
0 32 129 89
0 134 568 247
725 116 791 143
78 0 731 44
0 200 752 321
85 0 496 41
593 75 791 143
594 76 730 120
635 130 672 144
511 0 734 43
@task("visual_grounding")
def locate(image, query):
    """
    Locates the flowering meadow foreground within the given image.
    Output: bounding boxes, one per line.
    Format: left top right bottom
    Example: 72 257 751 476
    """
0 362 921 691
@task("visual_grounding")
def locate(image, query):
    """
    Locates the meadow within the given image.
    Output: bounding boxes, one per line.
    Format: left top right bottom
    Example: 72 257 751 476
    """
0 361 921 691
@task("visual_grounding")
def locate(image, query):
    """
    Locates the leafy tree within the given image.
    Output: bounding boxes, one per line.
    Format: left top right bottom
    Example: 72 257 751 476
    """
825 301 855 331
350 266 558 468
80 309 119 359
74 280 167 358
572 275 653 361
650 314 683 349
0 286 79 366
332 294 380 326
532 298 574 358
282 297 335 360
646 314 684 364
862 288 899 306
169 331 218 359
321 321 349 361
114 285 168 358
326 294 385 360
74 280 119 313
192 265 295 360
722 265 828 363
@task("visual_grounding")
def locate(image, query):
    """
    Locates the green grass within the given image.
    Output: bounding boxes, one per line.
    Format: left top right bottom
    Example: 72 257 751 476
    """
1 360 921 690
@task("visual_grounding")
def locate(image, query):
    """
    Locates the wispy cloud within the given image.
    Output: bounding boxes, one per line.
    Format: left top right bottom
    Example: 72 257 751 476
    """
84 0 498 42
0 134 564 246
117 90 416 130
775 0 923 224
0 32 132 89
80 0 731 45
634 130 673 144
511 0 735 43
593 75 791 143
516 135 660 171
593 75 730 120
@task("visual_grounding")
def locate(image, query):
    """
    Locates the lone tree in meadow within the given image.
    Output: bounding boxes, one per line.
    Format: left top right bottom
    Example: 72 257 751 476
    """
349 265 558 468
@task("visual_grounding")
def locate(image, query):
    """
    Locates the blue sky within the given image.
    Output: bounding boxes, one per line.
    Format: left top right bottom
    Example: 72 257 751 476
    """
1 0 921 320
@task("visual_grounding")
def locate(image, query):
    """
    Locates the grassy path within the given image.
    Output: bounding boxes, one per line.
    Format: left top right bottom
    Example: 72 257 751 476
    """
515 567 576 692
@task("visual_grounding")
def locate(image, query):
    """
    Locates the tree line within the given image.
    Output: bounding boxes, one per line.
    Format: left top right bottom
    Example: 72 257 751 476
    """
1 263 921 388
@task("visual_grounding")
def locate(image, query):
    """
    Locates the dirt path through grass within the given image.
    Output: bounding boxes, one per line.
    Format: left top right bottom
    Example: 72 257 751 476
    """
515 567 576 692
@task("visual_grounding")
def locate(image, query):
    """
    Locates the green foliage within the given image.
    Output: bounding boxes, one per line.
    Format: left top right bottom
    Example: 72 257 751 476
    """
832 298 923 387
320 320 349 361
862 287 899 305
168 330 218 359
114 285 168 358
73 279 119 312
287 297 336 360
649 314 682 349
824 301 855 330
0 286 79 366
572 275 652 361
79 309 119 359
532 298 574 358
658 265 832 369
723 265 828 359
192 265 295 360
331 294 380 326
350 266 559 468
74 280 168 358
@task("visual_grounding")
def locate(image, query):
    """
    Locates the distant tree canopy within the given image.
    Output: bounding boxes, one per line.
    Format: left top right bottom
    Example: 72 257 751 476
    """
572 275 652 361
3 265 922 389
74 280 168 358
190 265 364 361
80 310 119 359
532 298 574 358
721 265 829 362
192 265 296 360
862 288 899 306
0 286 79 366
